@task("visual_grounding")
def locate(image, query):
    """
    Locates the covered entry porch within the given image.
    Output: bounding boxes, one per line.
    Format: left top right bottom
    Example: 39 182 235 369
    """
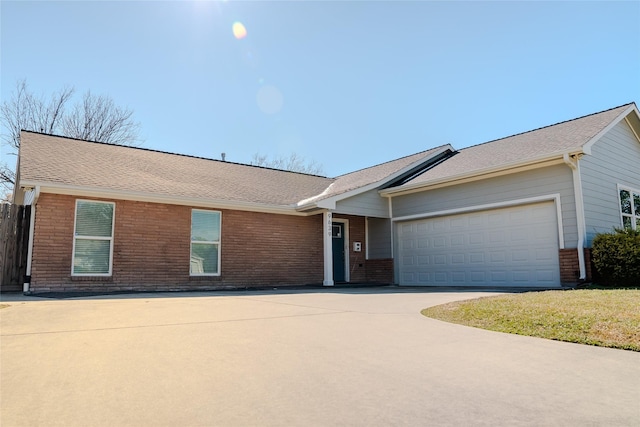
320 211 393 286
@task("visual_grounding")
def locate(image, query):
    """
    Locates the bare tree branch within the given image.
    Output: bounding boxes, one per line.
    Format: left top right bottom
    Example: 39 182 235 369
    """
0 80 142 193
251 152 324 175
0 163 16 185
0 80 74 150
62 91 141 146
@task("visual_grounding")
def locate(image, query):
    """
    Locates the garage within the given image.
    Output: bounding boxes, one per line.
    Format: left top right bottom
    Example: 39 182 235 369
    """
397 202 561 287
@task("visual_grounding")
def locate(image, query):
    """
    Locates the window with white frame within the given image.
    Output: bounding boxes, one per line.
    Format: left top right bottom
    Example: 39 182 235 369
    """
619 187 640 230
190 209 221 275
72 200 115 275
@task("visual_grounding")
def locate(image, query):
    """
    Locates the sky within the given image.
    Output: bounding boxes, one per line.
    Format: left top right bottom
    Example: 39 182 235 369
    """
1 0 639 178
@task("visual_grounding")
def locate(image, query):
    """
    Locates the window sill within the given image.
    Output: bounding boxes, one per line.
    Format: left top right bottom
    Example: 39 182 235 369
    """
189 275 222 281
71 276 113 282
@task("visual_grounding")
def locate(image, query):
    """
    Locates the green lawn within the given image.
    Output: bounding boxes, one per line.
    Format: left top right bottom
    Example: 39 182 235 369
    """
421 289 640 351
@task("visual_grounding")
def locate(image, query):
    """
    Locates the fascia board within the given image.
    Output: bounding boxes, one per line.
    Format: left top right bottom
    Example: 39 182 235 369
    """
296 144 455 210
21 181 311 216
380 152 574 197
582 104 638 155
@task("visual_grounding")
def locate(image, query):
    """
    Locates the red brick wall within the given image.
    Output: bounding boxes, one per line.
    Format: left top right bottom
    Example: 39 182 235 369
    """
559 248 593 285
30 194 324 292
365 259 394 284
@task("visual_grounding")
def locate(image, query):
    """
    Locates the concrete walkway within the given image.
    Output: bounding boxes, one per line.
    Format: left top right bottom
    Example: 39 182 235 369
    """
1 289 638 426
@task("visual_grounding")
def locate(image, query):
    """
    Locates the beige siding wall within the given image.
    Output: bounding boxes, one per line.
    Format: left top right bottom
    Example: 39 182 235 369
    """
391 165 579 247
580 120 640 245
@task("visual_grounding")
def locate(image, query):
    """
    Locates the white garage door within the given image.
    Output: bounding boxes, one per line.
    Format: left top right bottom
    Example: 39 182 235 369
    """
397 202 560 287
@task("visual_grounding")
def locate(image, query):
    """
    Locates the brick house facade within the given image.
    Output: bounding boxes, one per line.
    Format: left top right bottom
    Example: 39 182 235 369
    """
28 194 393 293
15 104 640 292
30 194 329 292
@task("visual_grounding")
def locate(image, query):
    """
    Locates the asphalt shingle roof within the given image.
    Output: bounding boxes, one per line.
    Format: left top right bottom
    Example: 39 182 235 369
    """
18 103 635 207
18 132 334 206
299 146 449 204
402 103 633 187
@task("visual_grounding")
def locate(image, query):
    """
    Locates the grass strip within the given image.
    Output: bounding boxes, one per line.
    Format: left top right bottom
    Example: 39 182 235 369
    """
421 289 640 351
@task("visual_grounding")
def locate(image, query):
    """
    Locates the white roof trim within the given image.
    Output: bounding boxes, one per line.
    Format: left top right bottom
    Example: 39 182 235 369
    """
21 181 313 216
582 104 639 155
296 144 454 210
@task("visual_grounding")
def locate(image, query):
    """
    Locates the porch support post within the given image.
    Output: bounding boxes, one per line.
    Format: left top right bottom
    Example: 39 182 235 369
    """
323 210 334 286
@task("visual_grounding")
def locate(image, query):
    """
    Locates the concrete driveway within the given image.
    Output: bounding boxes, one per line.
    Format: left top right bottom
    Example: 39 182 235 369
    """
1 288 639 426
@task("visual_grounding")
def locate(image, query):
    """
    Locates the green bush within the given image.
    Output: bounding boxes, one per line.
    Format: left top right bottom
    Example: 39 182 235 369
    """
591 228 640 286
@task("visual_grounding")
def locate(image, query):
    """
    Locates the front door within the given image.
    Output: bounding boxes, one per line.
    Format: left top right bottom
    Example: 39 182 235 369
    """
332 222 346 282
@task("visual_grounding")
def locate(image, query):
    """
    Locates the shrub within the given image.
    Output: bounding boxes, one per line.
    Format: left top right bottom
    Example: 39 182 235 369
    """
591 228 640 286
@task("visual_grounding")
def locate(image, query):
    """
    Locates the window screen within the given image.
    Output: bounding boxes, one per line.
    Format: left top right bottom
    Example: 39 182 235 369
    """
190 210 221 275
73 200 114 275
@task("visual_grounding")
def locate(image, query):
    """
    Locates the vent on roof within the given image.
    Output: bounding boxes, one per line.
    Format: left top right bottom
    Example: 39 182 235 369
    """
221 153 226 161
385 150 457 188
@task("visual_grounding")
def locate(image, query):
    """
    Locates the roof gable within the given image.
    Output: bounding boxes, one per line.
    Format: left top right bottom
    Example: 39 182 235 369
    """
386 103 637 192
296 145 454 209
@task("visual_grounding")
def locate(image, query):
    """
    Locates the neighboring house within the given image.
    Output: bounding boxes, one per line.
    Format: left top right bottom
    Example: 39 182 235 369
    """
13 103 640 293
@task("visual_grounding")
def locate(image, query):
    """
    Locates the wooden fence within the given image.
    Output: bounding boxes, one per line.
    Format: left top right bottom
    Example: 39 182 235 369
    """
0 204 31 292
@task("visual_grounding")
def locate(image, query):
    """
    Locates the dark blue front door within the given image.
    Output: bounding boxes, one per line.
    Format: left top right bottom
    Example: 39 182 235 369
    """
332 222 346 282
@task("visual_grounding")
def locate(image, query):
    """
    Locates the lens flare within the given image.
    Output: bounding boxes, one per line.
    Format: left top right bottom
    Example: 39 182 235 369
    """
256 85 283 115
232 22 247 39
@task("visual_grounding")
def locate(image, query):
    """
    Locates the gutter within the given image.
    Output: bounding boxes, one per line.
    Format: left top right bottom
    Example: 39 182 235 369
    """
18 181 312 217
380 150 582 197
24 186 40 294
563 153 587 281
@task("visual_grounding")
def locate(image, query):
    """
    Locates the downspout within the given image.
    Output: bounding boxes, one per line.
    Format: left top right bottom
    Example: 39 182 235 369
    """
388 196 396 284
388 197 393 259
563 154 587 280
23 186 40 294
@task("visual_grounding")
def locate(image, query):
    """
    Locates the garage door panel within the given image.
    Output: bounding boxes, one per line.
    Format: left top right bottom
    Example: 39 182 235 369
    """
402 256 415 266
416 223 428 234
489 251 506 263
451 234 465 246
469 232 484 245
535 248 555 261
469 271 486 282
537 270 555 282
488 231 505 244
469 252 484 263
433 237 447 247
451 271 465 282
451 253 465 264
511 249 530 262
432 219 448 231
398 202 560 287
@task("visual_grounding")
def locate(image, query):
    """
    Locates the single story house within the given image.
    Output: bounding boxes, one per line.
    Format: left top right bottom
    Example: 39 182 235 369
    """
13 102 640 293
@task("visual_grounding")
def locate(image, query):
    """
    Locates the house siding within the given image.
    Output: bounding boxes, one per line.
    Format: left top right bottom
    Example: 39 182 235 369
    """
580 120 640 245
391 164 578 247
367 217 392 259
30 193 325 292
334 189 389 218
